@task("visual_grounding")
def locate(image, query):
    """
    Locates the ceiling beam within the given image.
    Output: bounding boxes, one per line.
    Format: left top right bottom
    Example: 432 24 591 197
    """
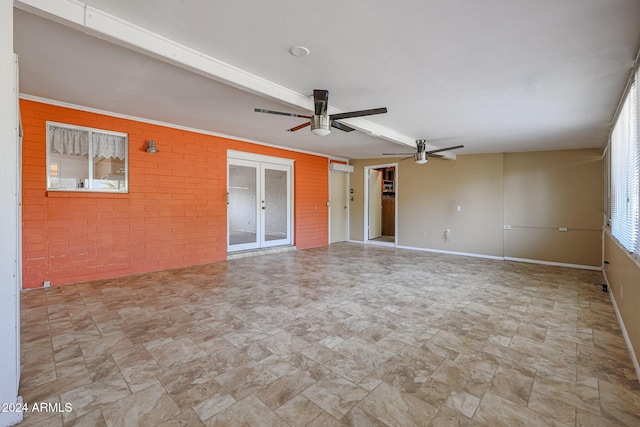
14 0 457 159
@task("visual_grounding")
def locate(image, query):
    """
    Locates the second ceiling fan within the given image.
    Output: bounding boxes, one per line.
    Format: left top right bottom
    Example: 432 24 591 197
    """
383 140 464 164
255 89 387 136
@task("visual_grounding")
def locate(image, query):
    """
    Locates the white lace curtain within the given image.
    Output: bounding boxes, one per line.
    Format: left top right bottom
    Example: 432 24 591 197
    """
92 132 127 160
50 126 126 160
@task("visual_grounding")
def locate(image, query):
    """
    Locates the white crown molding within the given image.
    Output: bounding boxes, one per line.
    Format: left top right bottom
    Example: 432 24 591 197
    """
20 94 344 160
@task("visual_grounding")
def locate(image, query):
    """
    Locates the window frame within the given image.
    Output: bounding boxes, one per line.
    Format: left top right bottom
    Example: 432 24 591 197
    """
46 121 129 193
609 70 640 261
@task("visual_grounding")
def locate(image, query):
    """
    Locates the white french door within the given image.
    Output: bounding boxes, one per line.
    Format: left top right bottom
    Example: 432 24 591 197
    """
227 152 293 252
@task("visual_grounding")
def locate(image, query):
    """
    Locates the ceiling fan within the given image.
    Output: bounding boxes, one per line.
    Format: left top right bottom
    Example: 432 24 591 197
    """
383 140 464 164
255 89 387 136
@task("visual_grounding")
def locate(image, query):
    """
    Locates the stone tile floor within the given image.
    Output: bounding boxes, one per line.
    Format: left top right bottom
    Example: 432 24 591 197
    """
18 243 640 426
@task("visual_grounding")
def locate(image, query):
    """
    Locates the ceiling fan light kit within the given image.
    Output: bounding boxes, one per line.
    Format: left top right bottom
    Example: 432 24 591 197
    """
415 152 428 164
255 89 387 136
311 115 331 136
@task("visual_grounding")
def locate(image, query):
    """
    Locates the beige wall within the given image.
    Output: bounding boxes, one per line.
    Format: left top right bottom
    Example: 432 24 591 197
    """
504 149 603 266
604 232 640 369
397 153 504 256
349 149 603 267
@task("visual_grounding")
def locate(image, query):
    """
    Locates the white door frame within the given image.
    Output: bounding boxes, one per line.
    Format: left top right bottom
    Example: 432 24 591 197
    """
329 169 350 243
368 169 383 240
227 158 261 252
261 162 292 248
364 163 398 247
227 150 294 252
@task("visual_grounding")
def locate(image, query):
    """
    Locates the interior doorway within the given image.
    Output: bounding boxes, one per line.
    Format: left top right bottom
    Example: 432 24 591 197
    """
368 169 383 240
365 164 397 246
227 151 293 252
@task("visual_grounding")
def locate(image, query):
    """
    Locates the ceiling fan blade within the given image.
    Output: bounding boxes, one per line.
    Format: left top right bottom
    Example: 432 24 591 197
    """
255 108 311 119
287 122 311 132
313 89 329 116
382 152 415 156
330 107 387 121
399 156 414 161
331 121 356 132
425 144 464 155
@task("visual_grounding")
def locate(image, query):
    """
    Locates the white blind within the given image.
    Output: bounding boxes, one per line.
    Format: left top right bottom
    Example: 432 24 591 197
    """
610 72 640 256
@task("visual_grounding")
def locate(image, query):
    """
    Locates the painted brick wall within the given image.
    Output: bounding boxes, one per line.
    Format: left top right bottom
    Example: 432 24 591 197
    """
21 100 329 289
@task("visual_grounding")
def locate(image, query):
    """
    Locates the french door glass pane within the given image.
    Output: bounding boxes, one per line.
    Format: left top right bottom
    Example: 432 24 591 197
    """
228 164 257 246
264 169 288 241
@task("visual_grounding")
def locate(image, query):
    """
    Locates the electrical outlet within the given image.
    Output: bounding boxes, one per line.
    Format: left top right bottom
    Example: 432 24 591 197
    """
559 227 568 232
503 225 511 230
43 281 51 288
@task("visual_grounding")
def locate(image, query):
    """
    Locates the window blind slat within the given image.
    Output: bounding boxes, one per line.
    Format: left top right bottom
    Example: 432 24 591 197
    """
611 73 640 257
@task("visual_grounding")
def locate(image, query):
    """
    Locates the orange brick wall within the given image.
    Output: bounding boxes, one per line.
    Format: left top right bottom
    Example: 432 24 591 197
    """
20 100 329 289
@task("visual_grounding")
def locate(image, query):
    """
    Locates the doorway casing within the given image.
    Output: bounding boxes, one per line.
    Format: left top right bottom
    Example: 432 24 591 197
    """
364 163 398 247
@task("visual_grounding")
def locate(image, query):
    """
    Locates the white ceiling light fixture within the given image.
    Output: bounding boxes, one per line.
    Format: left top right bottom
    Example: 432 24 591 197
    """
415 151 428 164
311 115 331 136
289 45 310 57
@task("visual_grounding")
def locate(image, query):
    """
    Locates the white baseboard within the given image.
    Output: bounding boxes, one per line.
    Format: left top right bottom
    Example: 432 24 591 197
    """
603 271 640 383
344 241 601 271
503 256 601 271
396 245 504 261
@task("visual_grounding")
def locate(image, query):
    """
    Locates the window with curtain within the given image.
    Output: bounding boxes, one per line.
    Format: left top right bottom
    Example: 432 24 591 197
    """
47 122 128 192
610 69 640 258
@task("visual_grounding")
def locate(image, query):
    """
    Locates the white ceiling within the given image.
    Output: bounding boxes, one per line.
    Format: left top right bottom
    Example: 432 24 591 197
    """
13 0 640 159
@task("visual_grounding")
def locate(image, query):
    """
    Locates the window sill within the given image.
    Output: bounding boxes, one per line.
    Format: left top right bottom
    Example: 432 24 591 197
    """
46 190 129 198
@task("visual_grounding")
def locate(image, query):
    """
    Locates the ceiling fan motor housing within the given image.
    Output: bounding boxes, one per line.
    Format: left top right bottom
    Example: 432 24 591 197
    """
311 115 331 136
415 152 428 164
415 140 428 163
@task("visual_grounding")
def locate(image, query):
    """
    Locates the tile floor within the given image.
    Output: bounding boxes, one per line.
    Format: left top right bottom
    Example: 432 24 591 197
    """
19 243 640 426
